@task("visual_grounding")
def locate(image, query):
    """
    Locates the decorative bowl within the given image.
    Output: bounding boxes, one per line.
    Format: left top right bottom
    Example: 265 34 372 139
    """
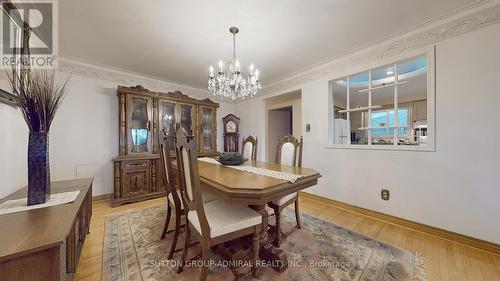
217 152 247 166
216 158 248 166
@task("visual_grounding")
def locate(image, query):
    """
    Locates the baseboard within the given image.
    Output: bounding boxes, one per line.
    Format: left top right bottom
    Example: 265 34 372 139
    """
92 193 112 201
299 191 500 256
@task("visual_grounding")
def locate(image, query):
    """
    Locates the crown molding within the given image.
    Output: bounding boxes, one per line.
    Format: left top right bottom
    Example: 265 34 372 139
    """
57 57 213 101
258 3 500 98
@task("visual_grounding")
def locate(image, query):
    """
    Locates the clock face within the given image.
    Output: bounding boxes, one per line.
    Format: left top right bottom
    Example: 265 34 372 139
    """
226 121 237 133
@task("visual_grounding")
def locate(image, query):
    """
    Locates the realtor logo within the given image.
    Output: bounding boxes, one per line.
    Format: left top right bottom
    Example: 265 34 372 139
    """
1 0 58 68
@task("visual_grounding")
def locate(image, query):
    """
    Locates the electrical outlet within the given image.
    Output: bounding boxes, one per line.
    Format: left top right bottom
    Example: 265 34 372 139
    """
381 189 390 201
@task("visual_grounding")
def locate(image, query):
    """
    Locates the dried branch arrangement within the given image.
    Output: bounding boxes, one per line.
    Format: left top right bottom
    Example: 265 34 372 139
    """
7 69 69 133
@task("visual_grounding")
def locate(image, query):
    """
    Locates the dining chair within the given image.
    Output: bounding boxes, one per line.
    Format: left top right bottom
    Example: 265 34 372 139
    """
268 134 303 247
175 128 262 280
241 135 258 161
159 137 218 259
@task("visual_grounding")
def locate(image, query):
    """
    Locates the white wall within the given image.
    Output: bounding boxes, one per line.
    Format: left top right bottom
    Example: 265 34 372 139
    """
237 98 267 161
234 23 500 244
0 70 234 198
0 80 28 199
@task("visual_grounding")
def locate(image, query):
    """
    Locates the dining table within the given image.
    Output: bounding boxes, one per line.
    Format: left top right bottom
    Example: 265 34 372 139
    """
195 159 322 273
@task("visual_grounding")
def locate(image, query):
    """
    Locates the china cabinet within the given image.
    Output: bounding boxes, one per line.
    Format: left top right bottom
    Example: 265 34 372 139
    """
222 114 240 152
112 85 219 206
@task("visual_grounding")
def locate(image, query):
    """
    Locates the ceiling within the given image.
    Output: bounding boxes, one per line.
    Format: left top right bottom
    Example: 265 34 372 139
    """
59 0 478 90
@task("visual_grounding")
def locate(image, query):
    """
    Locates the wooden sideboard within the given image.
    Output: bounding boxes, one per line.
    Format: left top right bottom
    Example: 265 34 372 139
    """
0 178 93 281
112 85 220 206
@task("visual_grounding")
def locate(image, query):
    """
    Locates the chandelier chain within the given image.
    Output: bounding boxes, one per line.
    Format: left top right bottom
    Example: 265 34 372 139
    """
233 33 236 60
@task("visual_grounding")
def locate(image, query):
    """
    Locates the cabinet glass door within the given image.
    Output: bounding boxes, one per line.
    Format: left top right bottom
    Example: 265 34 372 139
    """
180 104 193 135
201 107 213 150
129 97 150 153
160 102 176 150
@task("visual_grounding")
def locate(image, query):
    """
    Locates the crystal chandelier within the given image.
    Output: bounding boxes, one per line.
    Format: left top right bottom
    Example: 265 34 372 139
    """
208 27 261 100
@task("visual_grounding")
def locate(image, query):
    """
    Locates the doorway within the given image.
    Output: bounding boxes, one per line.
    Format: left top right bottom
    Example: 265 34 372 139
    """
265 90 302 162
268 106 293 162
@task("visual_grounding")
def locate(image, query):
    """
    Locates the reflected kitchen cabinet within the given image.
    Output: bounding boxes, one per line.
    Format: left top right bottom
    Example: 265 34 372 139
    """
413 100 427 121
113 85 219 206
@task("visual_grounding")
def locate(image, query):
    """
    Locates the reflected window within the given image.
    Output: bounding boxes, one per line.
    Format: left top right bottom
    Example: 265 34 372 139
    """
131 129 148 147
371 108 409 145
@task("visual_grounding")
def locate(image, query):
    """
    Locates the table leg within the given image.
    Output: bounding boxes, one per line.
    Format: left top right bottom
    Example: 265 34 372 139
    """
251 204 288 273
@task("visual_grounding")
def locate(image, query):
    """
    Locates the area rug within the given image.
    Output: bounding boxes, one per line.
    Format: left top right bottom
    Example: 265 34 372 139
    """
102 204 426 281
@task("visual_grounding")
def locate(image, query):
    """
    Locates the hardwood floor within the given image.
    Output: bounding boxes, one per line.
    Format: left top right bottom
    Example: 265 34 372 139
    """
75 195 500 281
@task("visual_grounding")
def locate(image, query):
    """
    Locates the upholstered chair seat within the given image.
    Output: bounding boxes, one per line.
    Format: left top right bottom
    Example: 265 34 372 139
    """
187 199 262 238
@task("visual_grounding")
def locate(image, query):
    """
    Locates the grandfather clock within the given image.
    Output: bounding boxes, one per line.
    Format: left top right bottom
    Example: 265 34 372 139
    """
222 114 240 152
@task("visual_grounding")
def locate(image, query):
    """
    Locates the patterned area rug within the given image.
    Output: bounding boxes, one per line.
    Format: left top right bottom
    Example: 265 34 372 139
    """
102 204 426 281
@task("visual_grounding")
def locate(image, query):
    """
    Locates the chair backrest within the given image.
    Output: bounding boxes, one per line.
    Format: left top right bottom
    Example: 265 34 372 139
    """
275 135 303 167
160 138 182 208
242 135 258 161
174 127 210 236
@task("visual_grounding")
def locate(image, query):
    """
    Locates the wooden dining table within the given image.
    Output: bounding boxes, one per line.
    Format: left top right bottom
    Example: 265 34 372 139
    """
196 159 321 272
